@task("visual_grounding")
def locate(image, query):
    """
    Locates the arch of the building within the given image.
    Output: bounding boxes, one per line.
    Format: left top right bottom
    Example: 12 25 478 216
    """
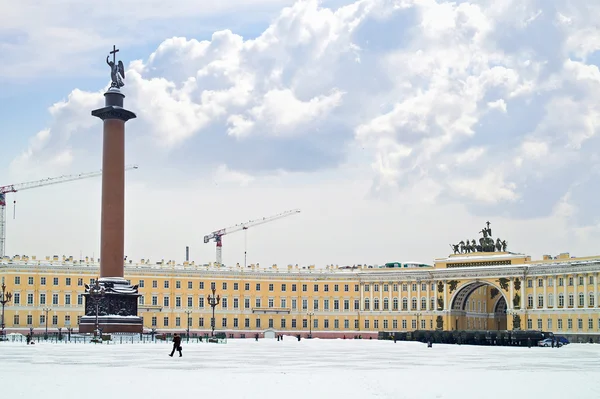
449 281 508 331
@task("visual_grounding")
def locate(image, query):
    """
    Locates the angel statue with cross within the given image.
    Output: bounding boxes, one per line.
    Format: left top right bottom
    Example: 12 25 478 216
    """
106 45 125 89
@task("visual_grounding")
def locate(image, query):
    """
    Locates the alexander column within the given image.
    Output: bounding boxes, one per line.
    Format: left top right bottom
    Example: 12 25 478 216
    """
79 46 143 334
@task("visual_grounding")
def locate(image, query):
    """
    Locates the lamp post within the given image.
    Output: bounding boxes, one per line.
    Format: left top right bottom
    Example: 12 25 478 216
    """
88 279 106 340
207 287 220 337
185 310 192 342
307 311 314 338
0 282 12 339
414 312 422 331
42 307 51 339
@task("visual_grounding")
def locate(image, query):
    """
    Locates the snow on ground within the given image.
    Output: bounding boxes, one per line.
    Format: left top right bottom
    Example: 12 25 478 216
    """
1 339 600 398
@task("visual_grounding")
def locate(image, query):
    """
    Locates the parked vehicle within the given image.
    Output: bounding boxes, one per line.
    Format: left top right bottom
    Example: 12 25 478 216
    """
538 338 554 347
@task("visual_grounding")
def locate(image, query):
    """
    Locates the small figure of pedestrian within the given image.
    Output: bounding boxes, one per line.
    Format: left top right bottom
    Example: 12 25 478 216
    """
255 333 259 341
26 333 31 345
169 333 182 357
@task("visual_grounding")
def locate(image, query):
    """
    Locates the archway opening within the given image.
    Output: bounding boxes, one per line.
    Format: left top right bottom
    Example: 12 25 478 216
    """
450 282 508 331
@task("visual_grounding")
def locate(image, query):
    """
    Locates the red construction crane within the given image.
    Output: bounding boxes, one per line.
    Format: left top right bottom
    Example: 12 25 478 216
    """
204 209 301 266
0 165 139 258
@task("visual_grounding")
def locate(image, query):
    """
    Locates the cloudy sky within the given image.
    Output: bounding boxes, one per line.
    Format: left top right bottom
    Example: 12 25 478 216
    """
1 0 600 268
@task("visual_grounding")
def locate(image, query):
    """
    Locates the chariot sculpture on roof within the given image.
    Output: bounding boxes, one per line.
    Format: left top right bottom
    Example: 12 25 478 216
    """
449 221 507 254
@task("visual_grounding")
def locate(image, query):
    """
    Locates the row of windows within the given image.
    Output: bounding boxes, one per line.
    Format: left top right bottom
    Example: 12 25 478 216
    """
12 314 78 326
12 276 84 286
12 293 84 306
526 292 597 308
527 275 596 288
526 317 599 331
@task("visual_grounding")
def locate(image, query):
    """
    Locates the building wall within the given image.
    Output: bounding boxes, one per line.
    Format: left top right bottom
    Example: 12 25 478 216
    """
1 253 600 339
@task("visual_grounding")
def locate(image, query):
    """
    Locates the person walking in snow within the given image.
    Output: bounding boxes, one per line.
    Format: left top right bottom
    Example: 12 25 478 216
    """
169 333 182 357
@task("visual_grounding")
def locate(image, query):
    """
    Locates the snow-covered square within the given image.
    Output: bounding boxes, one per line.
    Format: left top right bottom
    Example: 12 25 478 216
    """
2 338 600 399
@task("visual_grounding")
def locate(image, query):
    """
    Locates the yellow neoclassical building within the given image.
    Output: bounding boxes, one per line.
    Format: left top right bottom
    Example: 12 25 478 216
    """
1 223 599 341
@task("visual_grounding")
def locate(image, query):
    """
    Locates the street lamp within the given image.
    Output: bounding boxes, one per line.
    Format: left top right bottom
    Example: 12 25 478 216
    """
88 278 106 340
307 311 314 338
414 312 422 330
0 282 12 338
42 307 51 339
207 287 220 337
185 310 192 342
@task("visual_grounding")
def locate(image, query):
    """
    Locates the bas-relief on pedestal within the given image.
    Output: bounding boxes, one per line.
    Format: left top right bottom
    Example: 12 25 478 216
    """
78 46 143 334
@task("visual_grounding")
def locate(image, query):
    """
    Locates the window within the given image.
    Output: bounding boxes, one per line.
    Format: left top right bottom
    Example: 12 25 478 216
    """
411 320 416 329
281 284 286 292
188 281 192 289
402 284 407 292
374 284 379 292
164 296 170 307
222 318 227 327
567 319 573 329
256 318 261 328
558 319 563 329
364 284 369 292
558 293 564 307
421 297 426 310
164 281 169 289
548 278 553 287
313 284 318 292
41 277 46 285
579 276 584 286
53 277 58 285
334 284 339 292
527 295 533 308
175 317 181 327
255 298 262 307
222 282 227 290
324 284 329 292
292 319 297 328
313 299 319 310
421 283 426 291
344 284 349 292
547 318 552 329
14 276 20 285
538 295 544 308
199 282 205 289
568 277 573 286
590 276 594 285
412 284 417 291
256 283 261 291
28 277 34 285
344 299 349 310
302 299 307 310
163 317 169 327
152 296 158 306
589 319 594 330
332 299 338 310
244 298 250 309
537 319 542 329
579 293 585 307
393 298 398 310
27 293 34 305
383 284 388 292
268 284 274 291
578 318 583 329
355 319 359 329
138 280 144 288
373 298 379 310
302 319 308 328
40 293 46 305
13 315 19 325
234 298 239 309
558 278 563 287
537 278 543 287
66 278 71 286
65 294 71 305
152 280 157 288
222 298 228 309
548 293 554 307
292 284 297 292
187 296 193 307
280 318 286 328
234 283 239 290
568 294 574 307
527 319 532 329
52 294 58 305
411 297 417 310
199 317 204 327
354 299 359 310
364 299 370 310
374 320 379 329
393 284 398 292
364 320 369 329
355 284 359 292
268 298 274 308
590 292 595 307
244 283 249 290
139 296 144 305
402 298 408 310
234 318 239 328
393 319 398 329
527 279 532 288
344 319 350 329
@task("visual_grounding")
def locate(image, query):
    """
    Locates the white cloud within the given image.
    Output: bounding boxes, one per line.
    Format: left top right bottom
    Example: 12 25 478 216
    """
6 0 600 265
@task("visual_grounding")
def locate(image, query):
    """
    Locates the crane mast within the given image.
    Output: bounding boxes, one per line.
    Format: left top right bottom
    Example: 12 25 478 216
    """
204 209 301 266
0 165 139 258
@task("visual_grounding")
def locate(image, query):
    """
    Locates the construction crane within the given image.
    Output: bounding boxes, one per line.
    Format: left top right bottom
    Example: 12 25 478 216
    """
204 209 301 267
0 164 139 258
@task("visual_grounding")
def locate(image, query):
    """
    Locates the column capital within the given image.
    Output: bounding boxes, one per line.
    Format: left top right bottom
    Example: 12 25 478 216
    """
92 106 137 122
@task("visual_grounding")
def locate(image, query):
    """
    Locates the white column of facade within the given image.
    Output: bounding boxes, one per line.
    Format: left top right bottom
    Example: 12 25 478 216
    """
563 275 568 308
417 280 422 311
408 281 412 310
369 282 374 311
553 276 558 309
360 282 364 311
443 281 449 311
533 278 537 309
426 281 430 311
520 278 525 309
594 273 598 307
584 274 588 309
509 278 514 310
543 276 548 310
379 281 383 311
